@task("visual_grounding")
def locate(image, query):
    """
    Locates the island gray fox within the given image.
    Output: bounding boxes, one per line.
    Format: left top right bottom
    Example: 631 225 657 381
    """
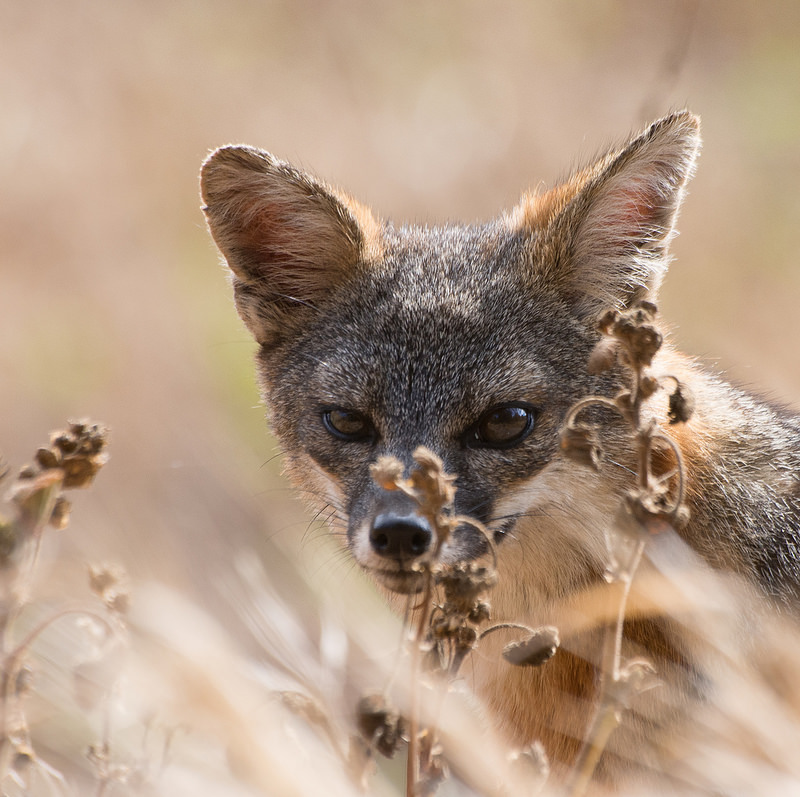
200 112 800 783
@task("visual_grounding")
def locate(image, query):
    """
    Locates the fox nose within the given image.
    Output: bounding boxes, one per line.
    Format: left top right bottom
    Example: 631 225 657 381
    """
369 512 432 560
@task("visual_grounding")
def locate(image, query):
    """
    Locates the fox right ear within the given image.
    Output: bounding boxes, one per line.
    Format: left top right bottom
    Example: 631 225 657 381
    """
200 146 381 347
512 111 701 318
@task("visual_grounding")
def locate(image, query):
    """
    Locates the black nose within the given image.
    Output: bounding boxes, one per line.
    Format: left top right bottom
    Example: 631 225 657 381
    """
369 512 433 560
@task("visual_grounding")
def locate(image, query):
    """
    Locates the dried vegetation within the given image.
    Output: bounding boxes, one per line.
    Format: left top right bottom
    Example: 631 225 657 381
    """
5 304 800 796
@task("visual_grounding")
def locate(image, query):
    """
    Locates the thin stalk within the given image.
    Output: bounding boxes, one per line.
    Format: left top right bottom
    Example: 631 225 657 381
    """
406 567 434 797
568 538 645 797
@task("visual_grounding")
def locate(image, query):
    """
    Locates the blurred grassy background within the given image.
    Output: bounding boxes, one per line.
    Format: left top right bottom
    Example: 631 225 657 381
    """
1 0 799 614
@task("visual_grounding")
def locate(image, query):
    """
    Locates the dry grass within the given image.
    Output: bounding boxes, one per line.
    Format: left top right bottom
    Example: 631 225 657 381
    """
2 2 799 795
3 306 800 795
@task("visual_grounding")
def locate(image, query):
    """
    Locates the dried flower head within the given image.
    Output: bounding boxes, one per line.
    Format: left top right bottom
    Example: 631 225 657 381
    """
356 692 407 759
598 302 663 370
408 446 457 520
369 456 405 492
438 562 497 614
8 469 64 527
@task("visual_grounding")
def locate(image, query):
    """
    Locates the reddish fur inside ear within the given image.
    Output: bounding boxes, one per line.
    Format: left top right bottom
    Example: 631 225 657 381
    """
200 146 382 344
511 112 701 317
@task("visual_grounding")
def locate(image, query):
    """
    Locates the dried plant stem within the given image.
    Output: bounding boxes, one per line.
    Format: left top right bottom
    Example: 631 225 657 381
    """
478 622 536 641
0 475 62 778
561 305 693 795
1 474 62 647
568 539 645 797
407 569 434 797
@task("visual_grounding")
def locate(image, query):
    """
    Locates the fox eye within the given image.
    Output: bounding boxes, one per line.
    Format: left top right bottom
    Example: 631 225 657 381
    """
467 404 536 449
322 408 375 442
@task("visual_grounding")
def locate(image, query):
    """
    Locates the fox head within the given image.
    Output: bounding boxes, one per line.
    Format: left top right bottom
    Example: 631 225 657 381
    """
200 112 700 598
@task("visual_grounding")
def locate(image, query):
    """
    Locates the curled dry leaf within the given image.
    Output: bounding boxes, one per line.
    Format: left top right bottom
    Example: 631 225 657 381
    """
502 626 560 667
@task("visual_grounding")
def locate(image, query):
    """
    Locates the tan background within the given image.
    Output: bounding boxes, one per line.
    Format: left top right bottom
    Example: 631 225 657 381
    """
2 0 799 600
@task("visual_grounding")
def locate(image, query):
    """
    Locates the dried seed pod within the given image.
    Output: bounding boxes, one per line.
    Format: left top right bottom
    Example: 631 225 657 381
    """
18 464 36 480
468 600 491 625
617 320 662 368
68 419 88 436
453 624 478 652
88 563 125 597
439 562 497 613
61 453 107 489
35 447 61 470
667 379 695 424
42 421 110 489
52 432 79 455
559 424 604 470
502 626 560 667
356 693 406 759
636 300 658 319
104 589 130 616
587 337 619 375
49 496 72 530
638 375 661 401
597 308 620 335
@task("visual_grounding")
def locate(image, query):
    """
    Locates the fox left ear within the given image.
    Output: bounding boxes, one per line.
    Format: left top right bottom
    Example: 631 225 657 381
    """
200 146 382 347
515 111 701 318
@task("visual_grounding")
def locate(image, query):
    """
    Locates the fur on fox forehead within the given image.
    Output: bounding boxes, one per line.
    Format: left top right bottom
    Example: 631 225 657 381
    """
200 111 700 347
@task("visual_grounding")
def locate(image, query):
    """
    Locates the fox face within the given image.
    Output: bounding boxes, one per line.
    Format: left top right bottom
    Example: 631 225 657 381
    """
256 224 607 594
200 112 700 604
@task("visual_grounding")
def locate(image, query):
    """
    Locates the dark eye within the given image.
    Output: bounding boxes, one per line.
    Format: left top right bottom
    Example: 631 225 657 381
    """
467 404 536 449
322 408 375 442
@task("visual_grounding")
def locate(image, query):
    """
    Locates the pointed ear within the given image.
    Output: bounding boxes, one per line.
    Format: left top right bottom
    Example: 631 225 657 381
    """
200 146 382 346
514 111 700 318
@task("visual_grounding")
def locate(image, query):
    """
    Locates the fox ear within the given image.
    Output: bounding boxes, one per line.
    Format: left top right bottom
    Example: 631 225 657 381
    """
516 111 701 318
200 146 381 346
